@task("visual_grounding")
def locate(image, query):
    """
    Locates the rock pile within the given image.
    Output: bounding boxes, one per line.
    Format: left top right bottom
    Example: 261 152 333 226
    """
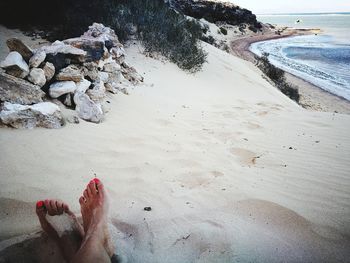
0 23 143 129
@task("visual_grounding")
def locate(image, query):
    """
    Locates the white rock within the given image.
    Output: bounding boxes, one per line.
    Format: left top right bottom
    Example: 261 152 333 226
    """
105 82 119 94
108 71 122 83
29 50 46 68
122 61 131 69
97 56 113 70
0 51 29 78
74 93 104 123
75 79 91 94
82 23 120 46
42 62 55 81
0 102 63 129
56 65 83 82
104 71 122 94
27 68 46 87
40 42 86 63
49 81 77 98
86 80 106 102
103 61 121 73
110 46 126 58
98 71 109 83
122 66 144 84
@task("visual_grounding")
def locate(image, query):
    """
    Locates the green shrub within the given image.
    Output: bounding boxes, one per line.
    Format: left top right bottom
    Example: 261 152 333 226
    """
129 0 207 72
256 53 300 103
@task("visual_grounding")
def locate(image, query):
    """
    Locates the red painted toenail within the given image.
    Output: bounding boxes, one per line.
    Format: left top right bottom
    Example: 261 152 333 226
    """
36 201 44 208
93 178 100 184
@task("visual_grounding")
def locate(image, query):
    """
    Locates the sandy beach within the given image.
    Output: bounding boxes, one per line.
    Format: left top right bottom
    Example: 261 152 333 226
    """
1 25 350 263
230 28 350 114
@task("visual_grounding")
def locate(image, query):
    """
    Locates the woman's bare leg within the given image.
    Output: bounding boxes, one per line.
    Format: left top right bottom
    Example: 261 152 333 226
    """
71 178 114 263
36 199 84 262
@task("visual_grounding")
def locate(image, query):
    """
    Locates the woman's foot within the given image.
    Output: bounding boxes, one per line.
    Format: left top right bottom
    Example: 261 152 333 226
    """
77 178 115 259
36 199 84 262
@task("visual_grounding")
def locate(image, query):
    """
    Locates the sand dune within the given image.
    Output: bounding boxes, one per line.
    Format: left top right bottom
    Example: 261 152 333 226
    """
0 37 350 262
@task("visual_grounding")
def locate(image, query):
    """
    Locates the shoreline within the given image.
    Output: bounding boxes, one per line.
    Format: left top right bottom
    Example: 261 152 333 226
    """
229 28 350 114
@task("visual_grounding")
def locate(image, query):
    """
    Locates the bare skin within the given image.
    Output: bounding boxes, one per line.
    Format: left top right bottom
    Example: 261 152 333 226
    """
71 179 115 263
36 179 115 263
36 199 84 262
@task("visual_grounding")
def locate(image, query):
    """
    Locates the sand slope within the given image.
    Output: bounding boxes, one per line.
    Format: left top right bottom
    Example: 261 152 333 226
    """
0 39 350 262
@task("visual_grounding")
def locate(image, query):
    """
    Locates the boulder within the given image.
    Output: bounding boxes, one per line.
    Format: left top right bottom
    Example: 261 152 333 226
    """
122 66 144 84
98 71 109 83
27 68 46 87
29 50 46 68
75 79 91 94
97 56 113 70
56 65 83 82
103 61 121 73
105 71 122 94
110 46 126 59
82 62 100 81
83 23 120 47
74 93 104 123
86 80 106 102
49 81 77 98
108 71 123 83
64 38 105 62
110 46 126 64
105 82 119 94
42 62 55 81
0 51 29 78
103 46 110 59
0 71 44 104
6 38 34 61
0 102 63 129
40 41 87 70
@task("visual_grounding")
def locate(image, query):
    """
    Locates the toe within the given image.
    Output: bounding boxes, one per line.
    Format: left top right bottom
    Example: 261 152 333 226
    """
35 200 46 217
87 182 93 196
88 181 97 196
48 200 58 215
95 179 105 196
79 196 86 206
44 199 54 215
56 200 65 214
83 189 89 199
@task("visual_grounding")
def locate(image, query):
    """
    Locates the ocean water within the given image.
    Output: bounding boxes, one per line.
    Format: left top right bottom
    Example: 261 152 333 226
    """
250 13 350 100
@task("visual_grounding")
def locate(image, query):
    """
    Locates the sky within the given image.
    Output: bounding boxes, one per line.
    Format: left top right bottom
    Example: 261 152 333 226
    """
228 0 350 14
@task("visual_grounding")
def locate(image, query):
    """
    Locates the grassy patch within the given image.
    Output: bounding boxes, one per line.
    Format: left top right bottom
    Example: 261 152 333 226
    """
255 53 300 103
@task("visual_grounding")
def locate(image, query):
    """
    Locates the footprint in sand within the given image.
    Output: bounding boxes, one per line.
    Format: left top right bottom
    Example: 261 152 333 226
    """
230 148 261 166
245 121 262 129
256 110 269 116
257 102 284 111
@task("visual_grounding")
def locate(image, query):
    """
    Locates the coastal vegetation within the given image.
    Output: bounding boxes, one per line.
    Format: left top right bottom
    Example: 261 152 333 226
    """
0 0 207 72
256 53 300 103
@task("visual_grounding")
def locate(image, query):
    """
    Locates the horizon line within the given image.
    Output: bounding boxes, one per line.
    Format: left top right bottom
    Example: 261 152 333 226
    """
256 11 350 16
